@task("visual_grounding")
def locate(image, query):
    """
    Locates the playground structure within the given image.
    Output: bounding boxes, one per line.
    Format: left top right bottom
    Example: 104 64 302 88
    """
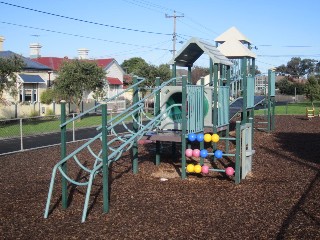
255 69 276 132
44 28 276 222
306 107 315 119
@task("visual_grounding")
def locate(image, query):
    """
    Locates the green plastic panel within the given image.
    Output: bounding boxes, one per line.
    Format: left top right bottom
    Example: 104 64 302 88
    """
270 71 275 97
187 85 204 133
218 86 229 127
247 76 255 108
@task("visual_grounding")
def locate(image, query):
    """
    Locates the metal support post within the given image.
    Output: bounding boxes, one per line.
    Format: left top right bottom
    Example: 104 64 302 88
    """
60 100 68 209
101 103 109 213
155 77 161 165
132 77 139 174
181 75 187 179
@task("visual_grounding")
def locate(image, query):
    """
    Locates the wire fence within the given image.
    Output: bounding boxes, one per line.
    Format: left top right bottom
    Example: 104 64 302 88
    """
0 100 129 155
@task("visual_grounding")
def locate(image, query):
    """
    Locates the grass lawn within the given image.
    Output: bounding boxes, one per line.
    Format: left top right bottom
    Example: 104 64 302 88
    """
0 112 154 139
255 101 320 115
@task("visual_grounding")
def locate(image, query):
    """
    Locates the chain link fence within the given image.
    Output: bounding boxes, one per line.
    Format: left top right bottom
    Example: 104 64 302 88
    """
0 100 127 155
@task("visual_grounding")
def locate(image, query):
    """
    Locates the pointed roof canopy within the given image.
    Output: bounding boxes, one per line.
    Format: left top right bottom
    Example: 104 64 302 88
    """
217 39 256 58
214 26 251 44
168 37 233 67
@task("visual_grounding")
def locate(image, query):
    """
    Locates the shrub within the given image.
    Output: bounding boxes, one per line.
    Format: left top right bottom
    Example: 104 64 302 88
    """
45 109 55 116
40 89 55 104
29 110 39 117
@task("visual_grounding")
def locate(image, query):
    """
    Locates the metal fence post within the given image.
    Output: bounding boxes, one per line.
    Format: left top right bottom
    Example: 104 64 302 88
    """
20 118 24 151
72 113 75 142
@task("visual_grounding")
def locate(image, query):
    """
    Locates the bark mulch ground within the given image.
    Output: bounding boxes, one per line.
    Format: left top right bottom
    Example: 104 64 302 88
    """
0 115 319 239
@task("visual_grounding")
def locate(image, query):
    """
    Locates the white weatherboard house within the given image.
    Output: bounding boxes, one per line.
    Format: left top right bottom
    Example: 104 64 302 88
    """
0 38 52 104
33 48 126 101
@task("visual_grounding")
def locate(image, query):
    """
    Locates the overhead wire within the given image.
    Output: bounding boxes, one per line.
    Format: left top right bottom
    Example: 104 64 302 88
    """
0 21 171 52
0 1 171 36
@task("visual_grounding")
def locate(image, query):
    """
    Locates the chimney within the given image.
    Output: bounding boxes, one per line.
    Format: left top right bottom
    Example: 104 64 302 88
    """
0 36 5 51
78 48 89 59
30 43 42 58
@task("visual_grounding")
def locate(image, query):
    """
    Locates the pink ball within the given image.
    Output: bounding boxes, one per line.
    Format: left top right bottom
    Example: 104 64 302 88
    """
201 165 209 174
185 149 193 157
192 149 200 157
225 167 235 176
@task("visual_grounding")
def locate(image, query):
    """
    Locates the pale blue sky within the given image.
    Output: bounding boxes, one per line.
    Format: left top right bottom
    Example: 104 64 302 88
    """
1 0 319 73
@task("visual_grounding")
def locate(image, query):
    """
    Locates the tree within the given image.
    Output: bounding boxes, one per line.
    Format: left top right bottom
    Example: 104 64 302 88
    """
305 76 320 106
191 66 209 84
54 59 105 114
121 57 149 75
276 57 318 78
0 55 25 101
276 77 291 94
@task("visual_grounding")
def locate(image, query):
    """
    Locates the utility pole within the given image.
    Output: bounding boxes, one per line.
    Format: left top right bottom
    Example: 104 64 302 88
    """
166 10 184 57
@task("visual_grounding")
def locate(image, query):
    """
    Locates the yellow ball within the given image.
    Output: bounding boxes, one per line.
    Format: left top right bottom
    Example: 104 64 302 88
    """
211 134 220 143
187 164 195 173
194 164 202 173
204 134 212 142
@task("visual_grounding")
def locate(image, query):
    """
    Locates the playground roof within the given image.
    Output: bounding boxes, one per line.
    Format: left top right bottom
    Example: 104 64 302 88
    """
214 26 251 44
217 39 256 58
168 37 233 67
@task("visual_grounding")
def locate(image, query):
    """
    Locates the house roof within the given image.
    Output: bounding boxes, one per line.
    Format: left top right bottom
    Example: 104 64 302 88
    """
33 57 68 71
217 39 256 58
33 57 116 71
107 77 122 85
168 37 233 67
95 59 114 68
0 51 51 71
19 74 45 83
214 26 251 44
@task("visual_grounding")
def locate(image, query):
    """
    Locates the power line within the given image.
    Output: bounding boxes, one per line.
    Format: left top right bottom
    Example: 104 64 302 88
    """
122 0 183 15
0 1 171 36
0 21 171 51
166 11 184 57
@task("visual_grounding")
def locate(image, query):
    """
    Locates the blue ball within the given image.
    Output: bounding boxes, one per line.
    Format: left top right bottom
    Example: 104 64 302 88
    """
214 150 223 159
200 149 208 158
188 133 197 142
196 133 204 142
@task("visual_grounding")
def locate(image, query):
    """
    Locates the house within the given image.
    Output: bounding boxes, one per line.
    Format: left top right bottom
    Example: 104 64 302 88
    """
0 37 52 103
33 48 125 100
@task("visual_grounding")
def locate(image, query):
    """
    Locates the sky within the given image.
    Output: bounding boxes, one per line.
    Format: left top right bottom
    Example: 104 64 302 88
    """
1 0 319 74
